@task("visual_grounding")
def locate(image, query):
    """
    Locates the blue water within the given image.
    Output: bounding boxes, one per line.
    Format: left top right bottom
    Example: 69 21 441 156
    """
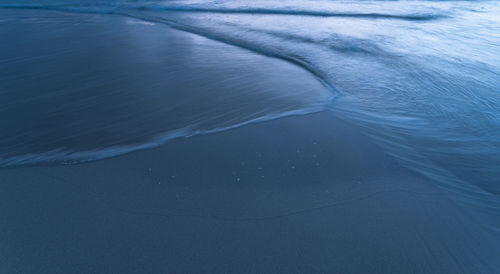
1 0 500 225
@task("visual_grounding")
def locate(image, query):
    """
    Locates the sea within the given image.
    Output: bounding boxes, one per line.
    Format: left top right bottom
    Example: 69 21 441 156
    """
1 0 500 233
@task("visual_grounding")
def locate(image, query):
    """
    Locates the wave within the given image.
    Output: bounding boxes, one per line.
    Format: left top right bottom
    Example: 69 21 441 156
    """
0 4 342 97
329 98 500 228
0 4 341 169
230 26 389 57
2 1 500 228
136 6 446 21
113 13 345 99
0 107 327 168
0 3 446 21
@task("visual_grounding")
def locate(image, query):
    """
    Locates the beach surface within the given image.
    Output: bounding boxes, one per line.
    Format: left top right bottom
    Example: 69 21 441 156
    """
2 110 499 273
1 8 500 274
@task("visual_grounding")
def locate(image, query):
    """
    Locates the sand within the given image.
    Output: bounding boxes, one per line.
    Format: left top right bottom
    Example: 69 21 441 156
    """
0 8 499 274
1 111 499 273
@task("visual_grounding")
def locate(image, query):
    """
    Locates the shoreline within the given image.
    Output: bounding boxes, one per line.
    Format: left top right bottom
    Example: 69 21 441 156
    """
0 8 331 167
1 7 500 273
2 111 499 272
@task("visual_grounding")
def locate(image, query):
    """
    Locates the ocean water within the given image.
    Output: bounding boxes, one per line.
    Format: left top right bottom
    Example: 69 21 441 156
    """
1 0 500 226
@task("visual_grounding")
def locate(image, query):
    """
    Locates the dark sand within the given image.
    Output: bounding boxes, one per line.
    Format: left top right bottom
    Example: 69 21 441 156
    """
1 8 499 274
1 111 499 273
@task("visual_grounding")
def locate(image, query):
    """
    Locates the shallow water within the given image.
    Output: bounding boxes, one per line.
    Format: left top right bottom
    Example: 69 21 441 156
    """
0 10 332 165
1 0 500 224
1 1 500 272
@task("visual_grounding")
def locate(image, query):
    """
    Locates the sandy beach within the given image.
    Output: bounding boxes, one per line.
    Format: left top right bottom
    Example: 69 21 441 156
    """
1 7 500 274
2 110 499 273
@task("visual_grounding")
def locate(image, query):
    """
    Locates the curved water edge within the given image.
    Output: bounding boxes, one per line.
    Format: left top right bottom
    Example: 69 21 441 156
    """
1 1 500 229
0 6 341 167
0 4 343 95
0 107 327 168
0 3 447 21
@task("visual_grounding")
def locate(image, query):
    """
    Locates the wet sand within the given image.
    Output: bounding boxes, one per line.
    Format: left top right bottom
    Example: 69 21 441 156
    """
1 111 499 273
0 9 331 165
1 8 499 274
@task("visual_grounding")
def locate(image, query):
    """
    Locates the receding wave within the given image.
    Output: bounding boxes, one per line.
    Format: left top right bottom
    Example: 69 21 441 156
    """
230 26 388 56
0 4 338 169
137 6 446 21
0 4 340 95
0 4 446 21
0 108 324 168
2 1 500 228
